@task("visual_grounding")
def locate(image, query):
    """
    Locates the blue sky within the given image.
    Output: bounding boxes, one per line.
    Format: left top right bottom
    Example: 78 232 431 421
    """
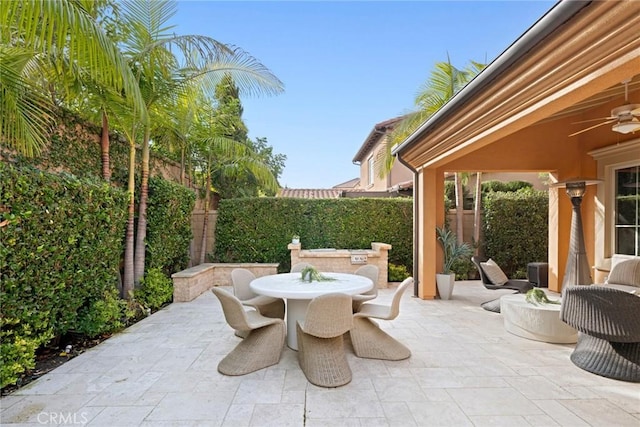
172 0 556 189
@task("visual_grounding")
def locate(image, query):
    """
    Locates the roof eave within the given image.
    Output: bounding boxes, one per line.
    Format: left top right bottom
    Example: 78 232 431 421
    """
392 0 591 158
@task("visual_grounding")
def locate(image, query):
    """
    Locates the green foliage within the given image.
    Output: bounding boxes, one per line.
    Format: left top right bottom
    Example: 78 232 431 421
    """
388 263 411 282
482 190 548 277
444 180 472 210
436 226 473 274
75 288 128 338
525 288 560 305
213 198 413 273
450 258 475 280
134 268 173 310
145 177 195 276
299 266 335 282
482 180 533 193
0 163 127 386
0 321 40 388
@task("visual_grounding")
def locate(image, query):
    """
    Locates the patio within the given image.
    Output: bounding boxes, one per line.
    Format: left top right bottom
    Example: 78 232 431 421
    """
1 282 638 426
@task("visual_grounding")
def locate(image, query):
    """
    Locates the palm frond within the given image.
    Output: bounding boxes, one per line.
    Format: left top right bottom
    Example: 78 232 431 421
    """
0 47 55 156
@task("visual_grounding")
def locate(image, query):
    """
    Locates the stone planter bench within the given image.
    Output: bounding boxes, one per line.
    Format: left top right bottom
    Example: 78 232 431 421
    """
171 263 279 302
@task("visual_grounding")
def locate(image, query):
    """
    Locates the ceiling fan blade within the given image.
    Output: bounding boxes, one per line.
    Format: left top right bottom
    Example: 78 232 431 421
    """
572 116 615 124
569 119 617 137
632 106 640 115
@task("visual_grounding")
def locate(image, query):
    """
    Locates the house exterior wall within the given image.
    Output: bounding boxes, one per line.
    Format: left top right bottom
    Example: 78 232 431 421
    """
357 134 413 191
396 1 640 300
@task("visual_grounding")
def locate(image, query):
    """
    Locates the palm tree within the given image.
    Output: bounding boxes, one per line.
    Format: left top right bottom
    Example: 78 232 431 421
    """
117 0 284 290
0 0 145 157
190 86 279 264
382 56 485 243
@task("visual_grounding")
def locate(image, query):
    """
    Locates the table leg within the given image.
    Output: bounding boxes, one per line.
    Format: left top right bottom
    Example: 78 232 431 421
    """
286 299 310 350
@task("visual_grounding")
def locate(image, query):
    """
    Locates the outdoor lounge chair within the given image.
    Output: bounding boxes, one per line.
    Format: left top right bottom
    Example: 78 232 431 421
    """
296 293 353 387
471 256 534 293
350 277 413 361
211 287 285 376
560 285 640 382
351 264 379 311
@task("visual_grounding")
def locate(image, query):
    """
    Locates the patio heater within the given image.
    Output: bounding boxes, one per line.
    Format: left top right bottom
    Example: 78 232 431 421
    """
554 179 602 288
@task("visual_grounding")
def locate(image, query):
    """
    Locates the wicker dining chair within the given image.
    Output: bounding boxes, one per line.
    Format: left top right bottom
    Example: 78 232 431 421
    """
350 277 413 361
351 264 379 312
296 293 354 387
231 268 285 320
290 262 313 273
211 287 285 376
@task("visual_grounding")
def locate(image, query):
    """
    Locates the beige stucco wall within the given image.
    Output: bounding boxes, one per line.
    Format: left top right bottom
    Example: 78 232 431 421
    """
289 242 392 288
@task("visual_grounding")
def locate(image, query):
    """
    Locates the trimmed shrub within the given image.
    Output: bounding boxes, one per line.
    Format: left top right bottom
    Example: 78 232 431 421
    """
482 189 548 278
388 263 411 282
145 177 195 277
0 163 127 387
213 198 413 273
134 268 174 311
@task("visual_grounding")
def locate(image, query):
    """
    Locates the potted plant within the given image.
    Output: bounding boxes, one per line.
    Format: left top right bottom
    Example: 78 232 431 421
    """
291 234 300 244
436 226 473 300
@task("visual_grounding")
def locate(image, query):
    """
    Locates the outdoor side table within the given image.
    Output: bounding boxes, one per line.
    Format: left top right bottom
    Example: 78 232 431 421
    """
527 262 549 287
500 294 577 344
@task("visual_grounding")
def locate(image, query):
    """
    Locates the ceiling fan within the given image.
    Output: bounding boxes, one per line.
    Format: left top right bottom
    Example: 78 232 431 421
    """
569 79 640 137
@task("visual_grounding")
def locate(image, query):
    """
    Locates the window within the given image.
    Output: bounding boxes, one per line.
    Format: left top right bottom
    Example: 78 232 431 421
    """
368 156 374 186
615 165 640 256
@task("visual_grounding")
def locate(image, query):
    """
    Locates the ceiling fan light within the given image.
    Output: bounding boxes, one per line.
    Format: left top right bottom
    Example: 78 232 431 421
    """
612 119 640 134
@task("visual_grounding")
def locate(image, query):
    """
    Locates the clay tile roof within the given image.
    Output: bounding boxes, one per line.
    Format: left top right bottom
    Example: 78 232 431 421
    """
278 188 344 199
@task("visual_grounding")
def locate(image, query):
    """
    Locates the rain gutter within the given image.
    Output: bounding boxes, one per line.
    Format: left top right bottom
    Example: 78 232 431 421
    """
394 153 420 297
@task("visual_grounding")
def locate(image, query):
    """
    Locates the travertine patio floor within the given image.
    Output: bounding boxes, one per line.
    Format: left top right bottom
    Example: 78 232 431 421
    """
1 281 638 426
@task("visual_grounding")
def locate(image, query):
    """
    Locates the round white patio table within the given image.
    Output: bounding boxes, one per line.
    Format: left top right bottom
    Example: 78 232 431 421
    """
250 272 373 350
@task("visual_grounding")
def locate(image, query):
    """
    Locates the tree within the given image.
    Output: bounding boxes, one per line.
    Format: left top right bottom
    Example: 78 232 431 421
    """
192 90 279 264
0 0 145 157
383 55 486 242
206 74 285 198
116 0 284 291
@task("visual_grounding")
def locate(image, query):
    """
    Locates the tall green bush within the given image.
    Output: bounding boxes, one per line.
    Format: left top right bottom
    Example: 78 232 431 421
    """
145 177 196 277
213 198 413 272
0 163 127 387
482 189 548 277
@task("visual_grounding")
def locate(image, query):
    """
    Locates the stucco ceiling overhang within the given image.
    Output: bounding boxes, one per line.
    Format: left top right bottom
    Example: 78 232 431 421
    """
394 0 640 171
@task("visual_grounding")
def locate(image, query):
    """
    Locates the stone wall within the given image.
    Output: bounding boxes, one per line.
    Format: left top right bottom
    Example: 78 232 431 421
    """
289 242 392 288
172 262 279 302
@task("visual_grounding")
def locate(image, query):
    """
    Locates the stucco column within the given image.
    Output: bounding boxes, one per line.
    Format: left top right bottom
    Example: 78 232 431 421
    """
417 168 441 299
288 243 301 268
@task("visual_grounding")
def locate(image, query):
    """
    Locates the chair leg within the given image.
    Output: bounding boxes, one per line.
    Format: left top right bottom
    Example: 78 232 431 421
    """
570 333 640 382
218 321 285 376
350 317 411 361
296 323 352 388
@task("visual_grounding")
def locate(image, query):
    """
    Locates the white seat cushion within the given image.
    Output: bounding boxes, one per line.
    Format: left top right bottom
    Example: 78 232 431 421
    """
480 258 509 285
607 258 640 287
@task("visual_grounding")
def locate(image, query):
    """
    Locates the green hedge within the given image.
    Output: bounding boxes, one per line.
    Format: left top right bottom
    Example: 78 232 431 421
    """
145 177 196 277
0 163 128 387
482 189 548 277
213 198 413 272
